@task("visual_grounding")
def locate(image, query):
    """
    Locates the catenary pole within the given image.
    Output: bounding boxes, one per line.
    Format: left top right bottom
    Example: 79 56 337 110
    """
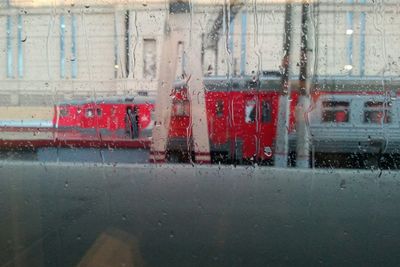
296 0 311 168
274 2 292 167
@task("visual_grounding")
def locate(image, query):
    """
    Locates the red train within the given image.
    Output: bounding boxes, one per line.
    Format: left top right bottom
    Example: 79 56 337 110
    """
42 79 279 161
167 80 400 165
52 96 155 148
168 80 282 162
51 77 292 162
49 76 400 164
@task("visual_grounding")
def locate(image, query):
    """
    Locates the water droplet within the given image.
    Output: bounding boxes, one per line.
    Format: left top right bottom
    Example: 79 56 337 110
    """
340 179 346 190
122 214 127 221
169 231 175 238
77 235 81 240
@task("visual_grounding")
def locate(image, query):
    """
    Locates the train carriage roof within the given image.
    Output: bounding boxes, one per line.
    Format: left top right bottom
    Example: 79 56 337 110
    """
190 75 400 92
57 95 156 106
57 75 400 107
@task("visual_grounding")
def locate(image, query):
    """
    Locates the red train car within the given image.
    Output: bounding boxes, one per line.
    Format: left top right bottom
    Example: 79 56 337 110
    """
53 96 155 148
167 78 287 163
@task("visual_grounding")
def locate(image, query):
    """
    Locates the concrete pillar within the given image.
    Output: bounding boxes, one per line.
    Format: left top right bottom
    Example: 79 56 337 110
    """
275 2 293 168
150 1 210 164
296 1 312 168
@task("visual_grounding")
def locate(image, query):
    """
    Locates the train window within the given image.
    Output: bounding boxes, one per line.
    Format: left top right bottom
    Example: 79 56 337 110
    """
96 108 102 117
364 101 392 124
261 101 271 123
85 108 94 118
215 100 224 117
245 100 257 123
172 100 190 117
321 101 349 123
59 107 69 117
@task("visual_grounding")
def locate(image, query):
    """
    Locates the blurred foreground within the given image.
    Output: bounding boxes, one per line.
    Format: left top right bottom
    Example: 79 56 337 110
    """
0 162 399 266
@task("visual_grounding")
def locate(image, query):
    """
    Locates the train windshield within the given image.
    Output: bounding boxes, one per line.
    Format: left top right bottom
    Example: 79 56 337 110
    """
1 1 399 266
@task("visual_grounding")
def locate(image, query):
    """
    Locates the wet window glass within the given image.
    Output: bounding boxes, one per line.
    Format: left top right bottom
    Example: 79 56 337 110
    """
1 1 400 266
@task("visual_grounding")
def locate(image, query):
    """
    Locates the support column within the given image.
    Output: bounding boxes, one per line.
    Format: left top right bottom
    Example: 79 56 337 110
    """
149 27 178 163
186 36 211 164
274 2 292 168
150 1 210 164
296 0 311 168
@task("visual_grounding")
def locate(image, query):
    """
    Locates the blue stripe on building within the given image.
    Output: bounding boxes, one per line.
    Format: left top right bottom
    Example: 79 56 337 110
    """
6 16 13 78
17 14 23 78
71 14 77 79
60 14 65 78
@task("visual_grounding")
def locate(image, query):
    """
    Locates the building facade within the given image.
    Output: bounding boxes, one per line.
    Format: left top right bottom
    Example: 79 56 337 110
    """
0 0 399 105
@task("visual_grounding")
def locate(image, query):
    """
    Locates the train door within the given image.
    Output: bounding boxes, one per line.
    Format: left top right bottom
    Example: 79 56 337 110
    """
207 92 229 145
135 103 154 138
258 93 277 161
231 93 244 162
126 106 139 139
231 92 276 162
231 93 259 161
243 94 259 160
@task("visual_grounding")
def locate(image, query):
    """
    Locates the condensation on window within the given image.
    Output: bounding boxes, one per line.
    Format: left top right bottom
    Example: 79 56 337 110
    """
1 2 400 266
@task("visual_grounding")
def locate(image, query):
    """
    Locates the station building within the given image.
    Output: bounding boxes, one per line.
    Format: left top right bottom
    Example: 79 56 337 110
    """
0 0 398 106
